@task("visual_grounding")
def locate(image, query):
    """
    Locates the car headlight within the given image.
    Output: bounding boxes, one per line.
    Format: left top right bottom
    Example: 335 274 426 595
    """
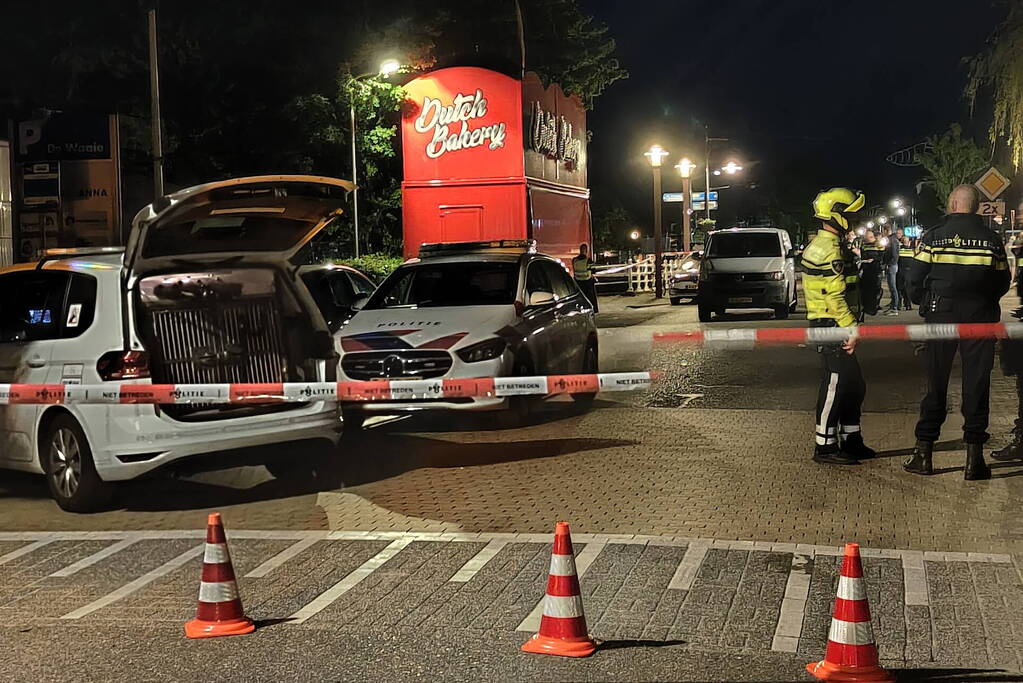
769 271 784 280
456 338 507 363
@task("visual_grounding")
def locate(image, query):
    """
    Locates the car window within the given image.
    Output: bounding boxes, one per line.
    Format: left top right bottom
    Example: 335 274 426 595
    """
541 260 576 299
347 272 375 296
365 261 518 309
62 274 97 338
526 261 553 296
707 232 782 258
0 271 69 343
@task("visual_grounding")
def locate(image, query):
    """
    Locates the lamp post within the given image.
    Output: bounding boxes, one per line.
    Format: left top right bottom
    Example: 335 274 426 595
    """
349 58 401 257
675 157 696 252
645 144 669 298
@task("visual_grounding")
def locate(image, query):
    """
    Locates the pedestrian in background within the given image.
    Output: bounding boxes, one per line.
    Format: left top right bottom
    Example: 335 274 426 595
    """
572 243 599 313
896 235 915 311
904 185 1011 480
859 230 884 315
882 228 903 314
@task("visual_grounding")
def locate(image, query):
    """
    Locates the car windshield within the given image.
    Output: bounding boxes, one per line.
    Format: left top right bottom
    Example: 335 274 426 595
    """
364 261 518 309
707 233 781 258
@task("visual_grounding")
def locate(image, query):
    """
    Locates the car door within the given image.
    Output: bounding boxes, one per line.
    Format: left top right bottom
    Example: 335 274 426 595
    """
541 259 586 372
0 270 68 465
45 272 100 386
521 258 558 374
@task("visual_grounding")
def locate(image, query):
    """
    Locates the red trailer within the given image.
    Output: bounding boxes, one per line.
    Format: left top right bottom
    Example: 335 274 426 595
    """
400 67 590 269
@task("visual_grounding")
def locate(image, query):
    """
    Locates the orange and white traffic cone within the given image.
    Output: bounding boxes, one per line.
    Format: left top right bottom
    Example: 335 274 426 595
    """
521 521 596 657
807 543 894 682
184 512 255 639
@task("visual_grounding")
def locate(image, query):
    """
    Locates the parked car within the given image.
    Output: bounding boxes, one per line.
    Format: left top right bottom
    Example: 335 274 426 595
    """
298 264 376 333
669 252 702 305
0 175 351 512
697 227 798 321
335 240 598 429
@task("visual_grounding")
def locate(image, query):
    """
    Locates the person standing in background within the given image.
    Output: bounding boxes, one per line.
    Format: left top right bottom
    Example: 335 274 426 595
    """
896 235 915 311
859 230 884 315
883 228 904 314
571 243 599 313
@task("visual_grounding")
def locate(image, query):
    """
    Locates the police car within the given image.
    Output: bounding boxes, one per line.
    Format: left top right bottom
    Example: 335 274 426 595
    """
335 240 598 428
0 176 349 512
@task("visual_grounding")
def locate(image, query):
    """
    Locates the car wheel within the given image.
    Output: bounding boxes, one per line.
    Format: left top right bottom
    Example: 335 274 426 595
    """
341 409 366 432
670 297 681 306
42 414 112 513
774 304 790 320
572 341 599 407
500 355 538 427
698 303 712 322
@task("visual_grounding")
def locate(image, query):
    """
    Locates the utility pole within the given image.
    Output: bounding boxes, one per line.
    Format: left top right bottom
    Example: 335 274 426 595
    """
349 96 360 258
147 8 164 200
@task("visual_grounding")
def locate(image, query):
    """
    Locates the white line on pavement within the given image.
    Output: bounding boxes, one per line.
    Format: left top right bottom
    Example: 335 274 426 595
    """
449 539 508 583
60 544 204 620
288 539 413 625
772 553 813 653
0 540 52 566
668 540 711 591
516 542 606 633
245 534 327 578
902 550 929 607
49 538 138 578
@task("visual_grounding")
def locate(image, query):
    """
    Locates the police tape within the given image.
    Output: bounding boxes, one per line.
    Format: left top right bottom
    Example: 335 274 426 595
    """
0 372 657 406
653 321 1023 348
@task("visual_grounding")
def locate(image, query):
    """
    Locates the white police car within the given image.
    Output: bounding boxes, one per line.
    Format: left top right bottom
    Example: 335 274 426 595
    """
0 176 350 511
335 241 598 428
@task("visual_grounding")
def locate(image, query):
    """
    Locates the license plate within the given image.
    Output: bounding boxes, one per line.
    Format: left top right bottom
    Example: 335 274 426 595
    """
728 297 753 303
674 282 697 289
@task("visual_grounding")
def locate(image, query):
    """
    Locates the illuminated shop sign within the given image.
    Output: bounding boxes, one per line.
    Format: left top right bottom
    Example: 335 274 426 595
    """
529 101 581 167
413 89 508 159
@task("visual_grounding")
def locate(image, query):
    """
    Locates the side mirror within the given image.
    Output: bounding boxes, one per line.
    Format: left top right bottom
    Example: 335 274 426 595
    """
351 294 370 311
786 248 798 259
528 291 556 307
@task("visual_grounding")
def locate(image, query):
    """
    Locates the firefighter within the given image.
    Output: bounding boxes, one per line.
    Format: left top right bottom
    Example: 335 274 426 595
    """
572 243 599 313
903 185 1011 480
801 187 875 465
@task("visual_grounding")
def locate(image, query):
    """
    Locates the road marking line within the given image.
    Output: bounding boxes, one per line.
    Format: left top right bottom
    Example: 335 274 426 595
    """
60 544 204 620
49 538 138 577
0 540 52 566
772 553 812 652
449 540 508 583
902 550 929 606
668 540 710 590
516 542 605 633
245 534 327 578
289 539 412 625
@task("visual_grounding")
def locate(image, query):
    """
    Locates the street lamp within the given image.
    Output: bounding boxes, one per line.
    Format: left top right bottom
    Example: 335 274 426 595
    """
675 157 697 252
878 215 888 225
349 58 401 257
713 161 743 176
645 144 669 298
629 229 640 240
896 206 906 217
866 220 875 229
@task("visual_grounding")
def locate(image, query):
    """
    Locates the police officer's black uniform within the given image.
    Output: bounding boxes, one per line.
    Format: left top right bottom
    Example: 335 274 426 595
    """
904 212 1011 479
858 239 884 315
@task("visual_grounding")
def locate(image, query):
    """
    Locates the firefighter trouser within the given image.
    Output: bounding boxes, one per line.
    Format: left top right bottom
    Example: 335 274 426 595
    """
915 338 996 444
815 343 866 448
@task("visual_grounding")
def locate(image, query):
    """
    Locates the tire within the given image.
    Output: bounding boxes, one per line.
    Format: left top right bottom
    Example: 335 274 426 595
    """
774 304 790 320
670 297 681 306
571 341 599 407
42 413 113 513
500 355 538 427
698 303 712 322
341 409 366 432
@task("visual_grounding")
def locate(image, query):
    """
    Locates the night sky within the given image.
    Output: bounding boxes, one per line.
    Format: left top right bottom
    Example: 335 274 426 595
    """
583 0 1003 231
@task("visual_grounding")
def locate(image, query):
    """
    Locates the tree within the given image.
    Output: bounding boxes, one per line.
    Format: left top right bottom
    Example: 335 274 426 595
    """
966 3 1023 169
916 124 990 212
591 201 635 252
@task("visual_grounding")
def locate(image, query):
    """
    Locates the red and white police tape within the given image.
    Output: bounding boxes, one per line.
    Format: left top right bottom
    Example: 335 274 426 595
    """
654 321 1023 348
0 372 656 406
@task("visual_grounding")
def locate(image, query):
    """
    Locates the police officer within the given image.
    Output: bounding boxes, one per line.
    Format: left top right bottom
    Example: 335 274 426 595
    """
896 236 915 311
572 243 598 313
903 185 1011 480
801 187 875 465
859 230 884 316
992 338 1023 462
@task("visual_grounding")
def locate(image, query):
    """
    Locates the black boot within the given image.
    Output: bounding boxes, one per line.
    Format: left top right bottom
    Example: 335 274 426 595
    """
813 445 858 465
964 443 991 481
991 431 1023 461
841 433 876 460
903 440 933 475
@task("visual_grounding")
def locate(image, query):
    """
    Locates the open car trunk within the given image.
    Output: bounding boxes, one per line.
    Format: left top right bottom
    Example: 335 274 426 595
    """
126 176 352 420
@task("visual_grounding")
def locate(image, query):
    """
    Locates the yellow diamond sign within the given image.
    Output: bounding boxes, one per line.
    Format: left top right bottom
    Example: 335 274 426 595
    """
976 166 1011 200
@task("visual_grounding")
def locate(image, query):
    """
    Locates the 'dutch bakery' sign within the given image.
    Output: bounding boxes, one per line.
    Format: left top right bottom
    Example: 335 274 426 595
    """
401 66 590 264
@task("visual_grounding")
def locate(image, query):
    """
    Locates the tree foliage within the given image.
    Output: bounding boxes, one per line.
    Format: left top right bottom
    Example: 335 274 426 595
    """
966 3 1023 169
916 124 990 212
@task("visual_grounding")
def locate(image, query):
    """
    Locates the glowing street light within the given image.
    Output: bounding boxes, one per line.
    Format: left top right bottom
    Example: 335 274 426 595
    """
629 229 641 240
878 216 888 225
674 157 696 178
866 220 875 229
896 206 907 217
856 227 867 237
720 161 743 175
645 145 668 298
378 59 401 76
675 157 697 252
645 144 669 167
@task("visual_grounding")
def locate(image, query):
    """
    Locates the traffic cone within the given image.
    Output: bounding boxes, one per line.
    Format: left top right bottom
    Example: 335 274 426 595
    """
184 512 255 639
806 543 894 682
521 521 596 657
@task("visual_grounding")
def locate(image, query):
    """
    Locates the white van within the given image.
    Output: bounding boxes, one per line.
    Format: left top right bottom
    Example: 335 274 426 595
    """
696 227 798 321
0 176 350 512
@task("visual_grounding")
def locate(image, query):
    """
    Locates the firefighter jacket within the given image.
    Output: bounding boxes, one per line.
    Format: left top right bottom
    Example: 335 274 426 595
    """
909 213 1010 323
800 229 861 327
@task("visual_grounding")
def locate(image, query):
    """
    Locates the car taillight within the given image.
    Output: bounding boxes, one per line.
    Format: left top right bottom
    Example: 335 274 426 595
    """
97 351 150 381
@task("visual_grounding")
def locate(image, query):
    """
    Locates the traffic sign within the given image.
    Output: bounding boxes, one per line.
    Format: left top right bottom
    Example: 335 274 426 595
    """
691 191 718 202
976 167 1010 200
662 192 684 203
692 201 719 211
978 201 1006 217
